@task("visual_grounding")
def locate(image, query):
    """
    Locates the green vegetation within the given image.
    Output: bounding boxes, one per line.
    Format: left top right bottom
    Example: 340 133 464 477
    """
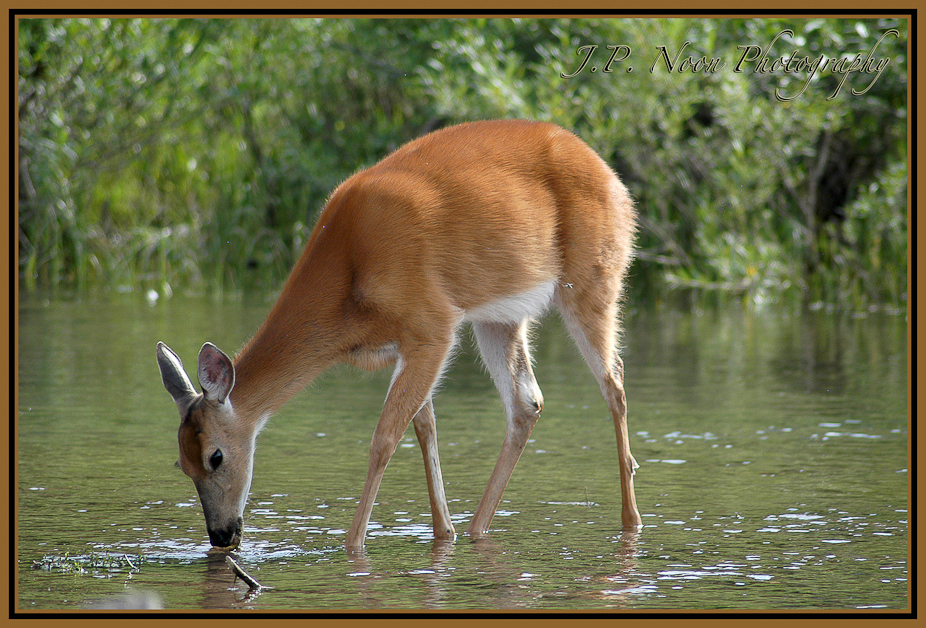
33 552 146 575
18 17 907 310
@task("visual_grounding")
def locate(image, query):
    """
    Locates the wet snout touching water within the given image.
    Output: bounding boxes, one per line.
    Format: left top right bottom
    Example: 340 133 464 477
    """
155 120 640 551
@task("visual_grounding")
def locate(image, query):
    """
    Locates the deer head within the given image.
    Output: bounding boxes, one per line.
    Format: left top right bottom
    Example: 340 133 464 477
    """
156 342 253 550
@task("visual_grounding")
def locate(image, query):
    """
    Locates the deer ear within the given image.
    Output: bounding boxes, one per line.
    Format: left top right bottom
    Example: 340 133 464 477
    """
157 342 198 406
197 342 235 404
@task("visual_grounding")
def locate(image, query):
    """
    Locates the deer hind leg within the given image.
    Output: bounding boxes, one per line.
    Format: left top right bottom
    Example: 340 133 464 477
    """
466 319 544 537
412 397 456 540
555 285 643 530
347 333 457 549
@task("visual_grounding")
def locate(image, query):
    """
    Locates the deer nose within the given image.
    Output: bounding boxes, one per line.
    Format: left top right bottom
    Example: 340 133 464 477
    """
208 518 242 549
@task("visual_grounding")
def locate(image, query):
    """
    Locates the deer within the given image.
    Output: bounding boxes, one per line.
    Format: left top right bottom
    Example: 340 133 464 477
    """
156 119 642 551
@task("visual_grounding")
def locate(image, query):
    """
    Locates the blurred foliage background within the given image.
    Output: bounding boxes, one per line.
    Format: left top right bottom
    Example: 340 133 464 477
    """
17 17 908 310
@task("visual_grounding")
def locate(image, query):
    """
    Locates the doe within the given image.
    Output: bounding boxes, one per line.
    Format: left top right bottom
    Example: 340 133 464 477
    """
156 119 641 550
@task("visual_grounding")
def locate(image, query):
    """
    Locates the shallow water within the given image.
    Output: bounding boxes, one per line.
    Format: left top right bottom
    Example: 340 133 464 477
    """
16 291 909 611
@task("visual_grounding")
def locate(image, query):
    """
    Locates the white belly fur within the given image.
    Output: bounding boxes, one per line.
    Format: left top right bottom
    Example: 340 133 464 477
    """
462 280 556 324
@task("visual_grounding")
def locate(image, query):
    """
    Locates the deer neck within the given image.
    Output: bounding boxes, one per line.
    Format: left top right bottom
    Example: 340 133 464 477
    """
229 246 351 426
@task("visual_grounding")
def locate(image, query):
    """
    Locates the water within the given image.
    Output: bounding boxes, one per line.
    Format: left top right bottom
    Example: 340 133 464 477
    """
16 291 909 611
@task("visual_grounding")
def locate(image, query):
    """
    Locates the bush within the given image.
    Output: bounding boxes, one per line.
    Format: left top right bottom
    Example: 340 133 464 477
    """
18 17 907 310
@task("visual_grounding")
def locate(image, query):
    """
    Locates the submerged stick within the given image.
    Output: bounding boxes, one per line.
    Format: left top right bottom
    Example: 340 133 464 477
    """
225 555 263 590
124 554 139 571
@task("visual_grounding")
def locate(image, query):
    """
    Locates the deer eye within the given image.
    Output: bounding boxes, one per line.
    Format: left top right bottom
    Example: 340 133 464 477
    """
209 449 223 471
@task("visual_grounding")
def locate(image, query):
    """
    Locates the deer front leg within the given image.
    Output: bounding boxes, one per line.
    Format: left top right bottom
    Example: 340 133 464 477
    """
412 398 456 540
347 342 454 549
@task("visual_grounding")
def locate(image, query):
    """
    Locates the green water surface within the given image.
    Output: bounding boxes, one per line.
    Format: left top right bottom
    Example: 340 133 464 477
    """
16 291 909 612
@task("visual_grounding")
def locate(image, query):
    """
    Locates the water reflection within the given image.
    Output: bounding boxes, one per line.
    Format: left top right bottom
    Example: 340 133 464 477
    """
343 538 459 609
335 530 644 610
197 552 266 608
17 293 908 610
571 530 645 607
467 536 542 609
